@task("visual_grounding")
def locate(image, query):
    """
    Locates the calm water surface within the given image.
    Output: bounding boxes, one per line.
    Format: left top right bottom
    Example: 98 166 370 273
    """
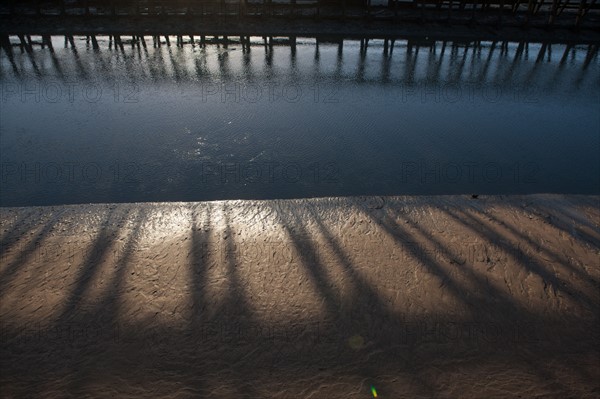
1 36 598 206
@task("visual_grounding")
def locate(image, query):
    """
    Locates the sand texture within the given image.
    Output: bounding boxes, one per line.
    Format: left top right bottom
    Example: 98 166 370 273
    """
1 195 599 398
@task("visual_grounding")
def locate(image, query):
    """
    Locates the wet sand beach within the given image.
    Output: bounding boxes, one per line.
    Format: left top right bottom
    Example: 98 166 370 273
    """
1 194 599 398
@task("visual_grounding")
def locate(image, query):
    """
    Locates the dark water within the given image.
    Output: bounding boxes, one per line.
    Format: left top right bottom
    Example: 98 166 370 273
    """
1 36 599 206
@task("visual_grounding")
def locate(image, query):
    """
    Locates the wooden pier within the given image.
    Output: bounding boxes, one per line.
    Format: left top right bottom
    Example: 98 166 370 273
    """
1 0 599 30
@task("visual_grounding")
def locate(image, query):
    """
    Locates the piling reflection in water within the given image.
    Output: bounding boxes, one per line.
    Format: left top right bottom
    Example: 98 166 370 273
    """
0 35 598 206
2 35 598 88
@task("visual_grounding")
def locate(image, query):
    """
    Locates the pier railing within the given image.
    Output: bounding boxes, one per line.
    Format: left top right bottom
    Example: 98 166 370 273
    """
1 0 599 27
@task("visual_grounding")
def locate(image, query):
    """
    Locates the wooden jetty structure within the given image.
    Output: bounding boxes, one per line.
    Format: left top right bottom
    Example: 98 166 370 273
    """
0 0 599 30
1 2 598 83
